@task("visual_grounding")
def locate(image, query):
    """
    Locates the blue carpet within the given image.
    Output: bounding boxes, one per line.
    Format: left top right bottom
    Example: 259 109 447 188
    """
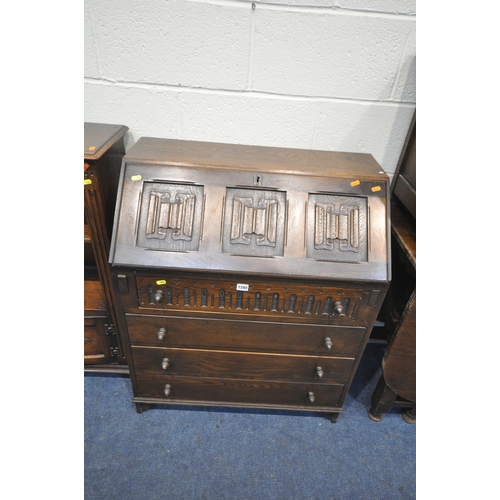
85 342 416 499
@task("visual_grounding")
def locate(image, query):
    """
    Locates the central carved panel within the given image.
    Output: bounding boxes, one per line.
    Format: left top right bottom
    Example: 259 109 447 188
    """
223 188 286 257
136 182 204 252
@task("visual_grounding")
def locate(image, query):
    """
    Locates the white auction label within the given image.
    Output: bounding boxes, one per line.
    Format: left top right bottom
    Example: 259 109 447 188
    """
236 284 249 291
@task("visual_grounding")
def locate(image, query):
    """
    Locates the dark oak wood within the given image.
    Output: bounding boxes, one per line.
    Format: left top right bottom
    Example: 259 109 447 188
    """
84 279 107 313
84 122 129 372
134 377 345 410
391 198 416 268
383 288 416 402
110 138 391 421
84 319 108 364
370 115 416 422
392 111 416 218
369 253 415 421
109 138 390 282
127 314 366 356
131 346 354 382
123 137 384 178
132 273 366 319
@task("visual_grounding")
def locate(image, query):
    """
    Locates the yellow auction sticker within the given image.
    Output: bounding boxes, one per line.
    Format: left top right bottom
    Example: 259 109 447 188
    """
131 175 142 181
156 280 167 285
84 179 92 185
350 180 360 187
371 186 381 192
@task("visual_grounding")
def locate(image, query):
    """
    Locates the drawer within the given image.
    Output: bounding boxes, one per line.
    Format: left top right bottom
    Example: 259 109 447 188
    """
132 346 354 383
135 274 363 321
127 314 365 356
84 317 109 364
135 376 344 409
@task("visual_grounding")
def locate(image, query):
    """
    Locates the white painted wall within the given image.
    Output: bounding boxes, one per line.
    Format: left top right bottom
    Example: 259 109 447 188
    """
84 0 415 179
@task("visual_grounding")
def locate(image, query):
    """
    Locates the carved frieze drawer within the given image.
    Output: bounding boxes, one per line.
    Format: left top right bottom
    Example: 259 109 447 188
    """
135 274 362 320
131 346 354 383
135 377 344 410
126 314 366 357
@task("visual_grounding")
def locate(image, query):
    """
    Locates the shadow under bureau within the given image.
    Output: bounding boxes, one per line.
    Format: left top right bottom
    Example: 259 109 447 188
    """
109 138 391 422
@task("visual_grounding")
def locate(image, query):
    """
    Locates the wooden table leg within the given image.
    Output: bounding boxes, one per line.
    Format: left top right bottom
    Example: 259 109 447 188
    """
402 406 416 424
368 374 397 421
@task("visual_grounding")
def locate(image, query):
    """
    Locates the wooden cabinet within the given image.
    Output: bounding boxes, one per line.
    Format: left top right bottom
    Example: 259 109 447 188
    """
369 113 416 422
109 138 391 421
84 122 129 372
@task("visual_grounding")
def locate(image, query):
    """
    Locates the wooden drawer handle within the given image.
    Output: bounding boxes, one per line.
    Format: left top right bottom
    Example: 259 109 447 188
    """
154 289 164 303
157 327 167 340
308 392 315 403
333 300 344 315
324 337 333 349
164 384 171 397
161 358 170 370
316 366 324 378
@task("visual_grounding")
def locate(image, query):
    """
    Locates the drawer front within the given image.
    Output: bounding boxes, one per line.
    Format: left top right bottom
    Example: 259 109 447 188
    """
132 346 354 383
135 274 363 321
84 317 110 364
136 376 344 409
127 314 365 356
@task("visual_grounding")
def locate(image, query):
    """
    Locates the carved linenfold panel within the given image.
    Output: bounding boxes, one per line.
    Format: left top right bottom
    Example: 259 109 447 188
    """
137 182 204 252
231 197 278 247
223 188 286 257
145 191 195 241
314 204 359 252
307 194 368 263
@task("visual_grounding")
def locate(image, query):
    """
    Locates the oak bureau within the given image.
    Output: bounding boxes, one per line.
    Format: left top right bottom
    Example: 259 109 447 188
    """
109 138 391 422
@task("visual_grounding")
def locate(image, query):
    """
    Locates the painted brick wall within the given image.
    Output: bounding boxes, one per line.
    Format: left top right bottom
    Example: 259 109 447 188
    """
84 0 415 178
